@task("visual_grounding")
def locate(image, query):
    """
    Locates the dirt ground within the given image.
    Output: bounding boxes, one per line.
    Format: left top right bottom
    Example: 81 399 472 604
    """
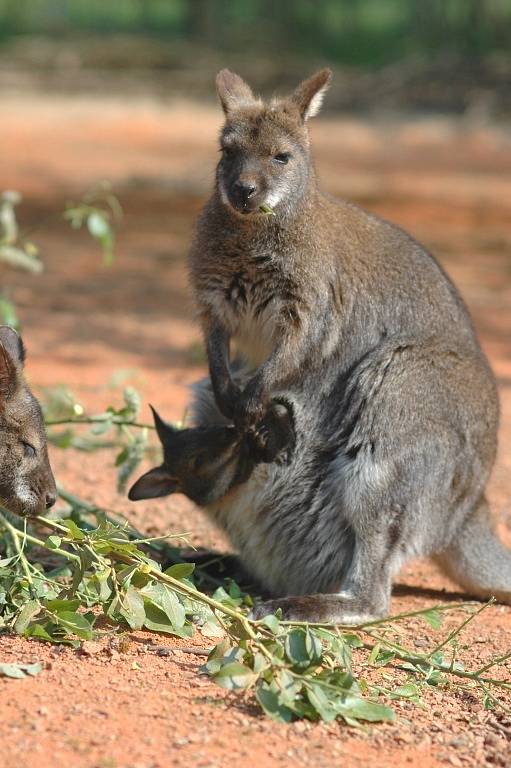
1 92 511 768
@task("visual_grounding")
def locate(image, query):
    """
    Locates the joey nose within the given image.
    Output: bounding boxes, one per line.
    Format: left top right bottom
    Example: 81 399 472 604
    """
45 491 56 509
235 180 257 204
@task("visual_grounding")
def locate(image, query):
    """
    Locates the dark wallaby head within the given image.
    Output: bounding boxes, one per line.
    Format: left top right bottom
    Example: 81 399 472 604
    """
0 326 56 517
128 402 295 507
215 68 332 216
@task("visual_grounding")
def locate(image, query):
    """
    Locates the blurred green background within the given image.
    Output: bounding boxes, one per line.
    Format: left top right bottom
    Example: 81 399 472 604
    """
1 0 511 63
0 0 510 114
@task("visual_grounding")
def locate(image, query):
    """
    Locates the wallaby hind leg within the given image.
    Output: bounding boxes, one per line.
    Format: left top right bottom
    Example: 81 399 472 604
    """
436 496 511 605
251 531 396 624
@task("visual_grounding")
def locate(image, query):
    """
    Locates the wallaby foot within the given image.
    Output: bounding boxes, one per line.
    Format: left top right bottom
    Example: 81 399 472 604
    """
251 527 393 624
436 496 511 605
250 593 384 624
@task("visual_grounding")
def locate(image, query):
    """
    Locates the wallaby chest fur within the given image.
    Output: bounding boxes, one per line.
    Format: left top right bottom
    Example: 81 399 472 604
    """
191 190 479 373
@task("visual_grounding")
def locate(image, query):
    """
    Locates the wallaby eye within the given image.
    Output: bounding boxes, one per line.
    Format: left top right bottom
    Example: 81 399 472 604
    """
274 152 290 164
22 442 36 458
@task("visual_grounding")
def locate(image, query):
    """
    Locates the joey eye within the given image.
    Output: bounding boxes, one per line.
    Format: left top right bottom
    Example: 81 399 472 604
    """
273 152 290 164
22 442 36 458
193 455 203 470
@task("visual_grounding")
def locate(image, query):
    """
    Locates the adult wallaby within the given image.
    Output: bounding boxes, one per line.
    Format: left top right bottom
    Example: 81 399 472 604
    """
0 326 56 517
162 68 509 622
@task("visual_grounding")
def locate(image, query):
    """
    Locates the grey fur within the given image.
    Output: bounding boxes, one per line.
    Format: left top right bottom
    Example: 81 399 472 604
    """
175 70 510 622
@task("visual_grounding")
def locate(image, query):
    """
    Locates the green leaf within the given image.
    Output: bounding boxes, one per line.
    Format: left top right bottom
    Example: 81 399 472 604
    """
142 583 186 629
256 686 294 723
339 696 395 723
44 598 81 613
24 623 56 643
164 563 195 580
393 684 421 698
119 585 145 630
0 662 42 679
306 683 337 723
201 619 225 639
24 662 44 677
375 650 395 666
46 535 62 549
275 669 301 704
261 614 280 634
0 664 25 679
142 599 193 638
160 586 185 629
212 585 242 608
62 519 86 541
213 661 257 690
368 642 381 665
203 638 232 674
343 633 364 648
123 386 140 417
54 611 94 640
284 629 322 670
14 600 41 634
87 211 109 239
115 447 129 466
421 609 443 630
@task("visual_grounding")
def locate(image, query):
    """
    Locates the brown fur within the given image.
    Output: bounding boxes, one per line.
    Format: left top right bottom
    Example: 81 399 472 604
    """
0 326 56 517
189 68 480 428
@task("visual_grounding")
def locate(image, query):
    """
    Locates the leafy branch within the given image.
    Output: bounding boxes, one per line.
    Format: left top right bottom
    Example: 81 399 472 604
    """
1 183 121 272
0 496 510 725
43 385 153 492
63 181 122 266
7 386 499 722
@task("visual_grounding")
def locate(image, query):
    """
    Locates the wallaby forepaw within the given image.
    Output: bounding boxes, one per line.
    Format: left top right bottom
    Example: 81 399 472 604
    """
234 394 266 431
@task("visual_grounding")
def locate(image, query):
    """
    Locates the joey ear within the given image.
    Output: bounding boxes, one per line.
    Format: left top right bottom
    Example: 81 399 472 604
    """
128 465 179 501
291 68 332 121
216 69 255 115
149 404 177 446
0 327 23 401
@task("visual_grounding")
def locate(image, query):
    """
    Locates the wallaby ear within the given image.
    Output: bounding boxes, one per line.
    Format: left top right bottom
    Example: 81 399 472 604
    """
0 326 25 366
0 327 23 401
128 465 179 501
291 68 332 121
216 69 255 115
149 404 177 446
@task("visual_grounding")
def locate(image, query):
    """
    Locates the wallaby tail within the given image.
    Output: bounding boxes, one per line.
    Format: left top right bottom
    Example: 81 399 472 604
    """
436 497 511 605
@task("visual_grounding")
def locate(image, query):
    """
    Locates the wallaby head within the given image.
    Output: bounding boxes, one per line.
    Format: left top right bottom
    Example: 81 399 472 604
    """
128 402 295 507
215 68 331 216
0 326 56 517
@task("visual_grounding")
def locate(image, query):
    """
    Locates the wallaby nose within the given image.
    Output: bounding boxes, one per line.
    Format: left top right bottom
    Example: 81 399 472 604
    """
45 491 57 509
235 180 257 204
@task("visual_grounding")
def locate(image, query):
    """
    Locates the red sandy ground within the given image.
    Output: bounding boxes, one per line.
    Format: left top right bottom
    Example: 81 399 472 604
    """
0 95 510 768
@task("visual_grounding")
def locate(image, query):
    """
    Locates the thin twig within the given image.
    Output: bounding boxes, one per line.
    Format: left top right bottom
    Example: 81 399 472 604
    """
46 416 155 430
